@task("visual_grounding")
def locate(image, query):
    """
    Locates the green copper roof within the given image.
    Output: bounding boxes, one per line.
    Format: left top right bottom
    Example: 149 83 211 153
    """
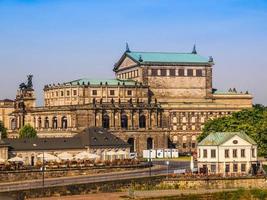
126 51 211 64
66 78 137 86
198 132 257 146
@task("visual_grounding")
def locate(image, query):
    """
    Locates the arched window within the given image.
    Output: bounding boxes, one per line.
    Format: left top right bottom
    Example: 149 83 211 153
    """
38 117 42 129
127 138 135 153
139 114 146 128
147 137 153 150
52 117 57 129
44 117 49 129
62 116 68 129
102 114 110 129
121 114 128 129
11 118 16 130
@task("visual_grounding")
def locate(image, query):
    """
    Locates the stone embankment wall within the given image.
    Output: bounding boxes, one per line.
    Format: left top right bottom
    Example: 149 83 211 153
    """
160 177 267 190
1 176 266 199
0 165 145 182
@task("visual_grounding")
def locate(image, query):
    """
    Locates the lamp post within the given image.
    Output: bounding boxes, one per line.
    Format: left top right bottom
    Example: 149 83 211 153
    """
33 144 45 196
166 160 169 180
149 149 151 177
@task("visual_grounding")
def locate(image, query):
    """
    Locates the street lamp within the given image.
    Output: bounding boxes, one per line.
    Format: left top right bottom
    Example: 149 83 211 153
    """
166 160 169 180
149 149 151 177
33 143 45 196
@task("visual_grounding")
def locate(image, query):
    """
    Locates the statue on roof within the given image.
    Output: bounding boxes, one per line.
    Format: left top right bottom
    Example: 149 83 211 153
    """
192 44 197 54
19 75 33 91
126 42 130 52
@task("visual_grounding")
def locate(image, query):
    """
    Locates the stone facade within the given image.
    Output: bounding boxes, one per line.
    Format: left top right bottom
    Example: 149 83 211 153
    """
0 99 14 130
7 47 253 156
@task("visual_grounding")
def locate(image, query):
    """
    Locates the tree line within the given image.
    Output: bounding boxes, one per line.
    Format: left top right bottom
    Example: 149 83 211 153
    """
198 104 267 156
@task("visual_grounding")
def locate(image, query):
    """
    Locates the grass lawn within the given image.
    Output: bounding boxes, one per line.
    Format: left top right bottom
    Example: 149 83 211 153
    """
263 165 267 173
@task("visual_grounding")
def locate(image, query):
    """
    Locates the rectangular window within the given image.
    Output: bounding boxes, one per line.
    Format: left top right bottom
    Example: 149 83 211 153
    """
225 164 230 173
252 148 256 158
127 90 132 96
211 149 216 158
183 143 187 148
151 69 158 76
161 69 166 76
110 90 115 95
196 69 202 76
191 143 196 148
203 149 207 158
233 163 238 172
56 91 58 96
169 69 175 76
225 149 229 158
92 90 97 95
178 69 184 76
187 69 193 76
66 91 70 96
241 149 245 158
233 149 237 158
241 164 246 172
211 164 216 172
73 90 77 96
61 91 64 96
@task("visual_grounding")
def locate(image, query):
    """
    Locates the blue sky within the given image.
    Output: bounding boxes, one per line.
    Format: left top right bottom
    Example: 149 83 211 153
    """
0 0 267 105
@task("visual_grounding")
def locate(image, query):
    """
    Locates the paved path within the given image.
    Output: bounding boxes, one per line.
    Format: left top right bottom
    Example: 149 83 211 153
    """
0 166 165 192
0 161 190 192
134 188 238 198
29 192 127 200
29 188 238 200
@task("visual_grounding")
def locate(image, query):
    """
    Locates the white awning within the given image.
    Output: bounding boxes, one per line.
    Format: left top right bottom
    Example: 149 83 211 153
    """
37 152 60 162
8 157 24 163
74 151 100 160
57 152 73 161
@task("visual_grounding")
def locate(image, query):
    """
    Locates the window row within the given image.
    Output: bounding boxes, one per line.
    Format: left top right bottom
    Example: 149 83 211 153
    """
118 70 139 79
102 114 146 129
36 116 68 129
93 90 132 96
149 68 205 77
46 89 134 98
47 90 78 98
204 163 247 173
200 148 256 158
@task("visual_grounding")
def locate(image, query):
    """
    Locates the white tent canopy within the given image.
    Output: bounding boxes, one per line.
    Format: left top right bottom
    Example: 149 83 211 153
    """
117 149 127 155
37 152 60 162
8 157 24 163
74 151 100 160
106 150 116 156
57 152 73 161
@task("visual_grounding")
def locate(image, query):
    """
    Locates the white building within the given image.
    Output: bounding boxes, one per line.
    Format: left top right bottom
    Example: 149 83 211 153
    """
197 132 258 175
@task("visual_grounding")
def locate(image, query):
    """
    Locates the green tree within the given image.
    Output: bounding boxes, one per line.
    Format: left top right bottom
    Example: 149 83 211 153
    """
19 124 37 139
198 105 267 156
0 120 7 138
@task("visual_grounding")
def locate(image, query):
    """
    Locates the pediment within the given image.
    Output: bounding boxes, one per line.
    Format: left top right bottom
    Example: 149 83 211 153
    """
114 54 138 71
221 135 252 146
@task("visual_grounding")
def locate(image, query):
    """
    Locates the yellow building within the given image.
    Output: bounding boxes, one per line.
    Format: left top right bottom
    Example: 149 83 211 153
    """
8 45 252 155
0 99 14 131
